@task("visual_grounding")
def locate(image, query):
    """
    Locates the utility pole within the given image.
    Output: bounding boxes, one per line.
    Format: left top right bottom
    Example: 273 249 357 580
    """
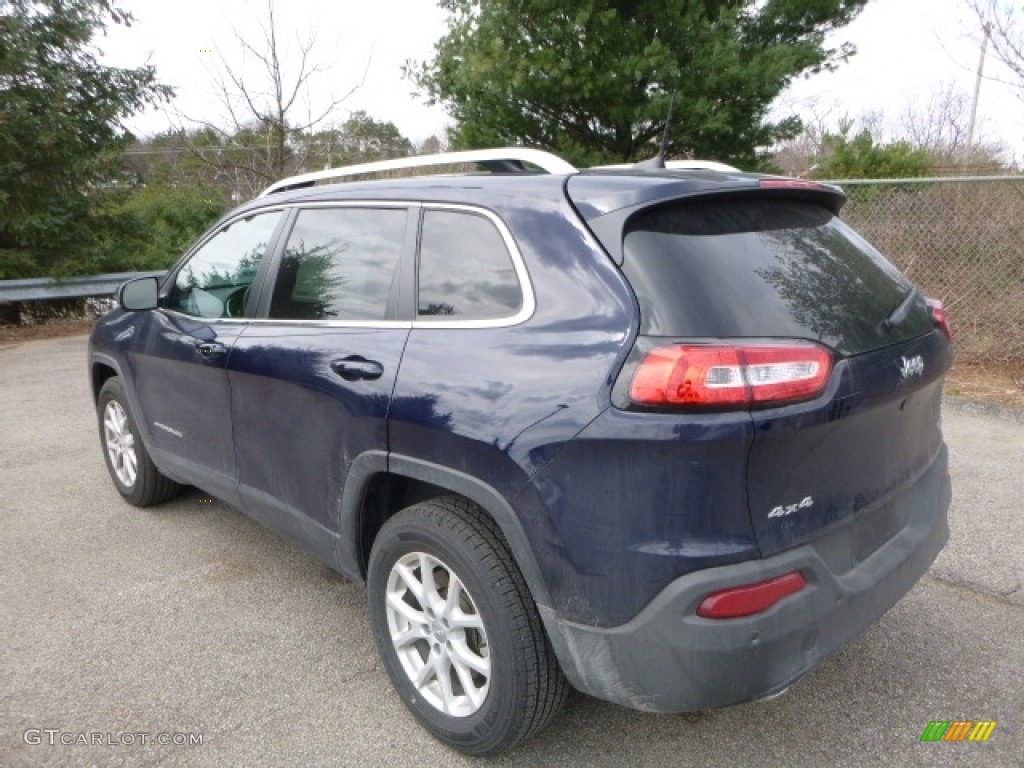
966 20 993 154
325 122 333 170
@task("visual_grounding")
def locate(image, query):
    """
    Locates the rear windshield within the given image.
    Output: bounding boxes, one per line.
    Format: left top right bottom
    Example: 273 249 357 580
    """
622 198 934 355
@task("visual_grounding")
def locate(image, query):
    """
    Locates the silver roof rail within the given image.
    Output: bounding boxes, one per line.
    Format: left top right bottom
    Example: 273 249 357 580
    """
591 159 741 172
259 147 578 197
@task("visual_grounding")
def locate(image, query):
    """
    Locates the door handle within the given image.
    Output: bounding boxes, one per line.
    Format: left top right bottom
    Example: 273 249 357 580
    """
196 341 227 358
330 356 384 381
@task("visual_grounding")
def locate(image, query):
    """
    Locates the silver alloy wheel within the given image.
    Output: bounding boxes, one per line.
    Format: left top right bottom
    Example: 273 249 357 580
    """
103 400 137 488
385 551 491 717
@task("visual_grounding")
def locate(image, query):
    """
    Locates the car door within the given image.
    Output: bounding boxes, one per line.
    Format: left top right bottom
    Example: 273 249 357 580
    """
129 208 287 502
227 203 414 566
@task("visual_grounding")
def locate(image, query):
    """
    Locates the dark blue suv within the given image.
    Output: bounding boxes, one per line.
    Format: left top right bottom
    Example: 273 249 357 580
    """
89 149 953 755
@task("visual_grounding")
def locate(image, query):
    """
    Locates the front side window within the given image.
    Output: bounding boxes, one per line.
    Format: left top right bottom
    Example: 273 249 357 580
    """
269 207 407 321
417 209 523 320
167 211 283 319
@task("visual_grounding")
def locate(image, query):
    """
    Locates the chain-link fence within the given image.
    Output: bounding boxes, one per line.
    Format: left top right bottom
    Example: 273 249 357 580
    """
833 176 1024 363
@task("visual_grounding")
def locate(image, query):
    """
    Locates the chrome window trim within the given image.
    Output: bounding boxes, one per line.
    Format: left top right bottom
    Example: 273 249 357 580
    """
278 200 415 210
411 203 536 330
162 200 535 331
160 310 415 331
161 309 252 325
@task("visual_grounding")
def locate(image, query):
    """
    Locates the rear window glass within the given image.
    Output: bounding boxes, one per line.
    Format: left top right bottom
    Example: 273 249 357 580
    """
622 198 933 355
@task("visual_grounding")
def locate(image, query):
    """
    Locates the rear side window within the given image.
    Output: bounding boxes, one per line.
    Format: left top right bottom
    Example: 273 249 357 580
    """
269 207 406 321
622 198 934 355
417 209 523 320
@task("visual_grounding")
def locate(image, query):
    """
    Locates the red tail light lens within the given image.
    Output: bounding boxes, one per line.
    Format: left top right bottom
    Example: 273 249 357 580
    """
629 343 832 408
927 298 953 341
697 571 807 619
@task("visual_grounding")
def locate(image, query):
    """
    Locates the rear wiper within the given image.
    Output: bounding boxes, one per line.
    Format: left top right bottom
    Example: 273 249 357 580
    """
882 286 921 332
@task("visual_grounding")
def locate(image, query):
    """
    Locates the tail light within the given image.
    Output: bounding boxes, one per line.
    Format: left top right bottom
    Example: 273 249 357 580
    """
927 298 953 341
697 571 807 619
629 343 832 408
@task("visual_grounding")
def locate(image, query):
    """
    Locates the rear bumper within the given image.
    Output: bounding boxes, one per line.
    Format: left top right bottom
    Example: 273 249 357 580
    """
541 446 951 713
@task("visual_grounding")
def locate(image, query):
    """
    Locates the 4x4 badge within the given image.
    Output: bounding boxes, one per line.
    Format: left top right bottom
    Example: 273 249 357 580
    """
899 355 925 380
768 496 814 519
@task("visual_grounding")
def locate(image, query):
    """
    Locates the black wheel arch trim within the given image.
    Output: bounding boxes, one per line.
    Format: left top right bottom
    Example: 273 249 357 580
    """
339 451 553 609
89 352 125 403
90 351 179 483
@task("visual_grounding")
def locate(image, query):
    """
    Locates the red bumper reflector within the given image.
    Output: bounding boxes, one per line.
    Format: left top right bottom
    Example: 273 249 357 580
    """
697 571 808 619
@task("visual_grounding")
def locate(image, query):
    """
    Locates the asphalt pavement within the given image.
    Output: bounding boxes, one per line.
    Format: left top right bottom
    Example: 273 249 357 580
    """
1 334 1021 767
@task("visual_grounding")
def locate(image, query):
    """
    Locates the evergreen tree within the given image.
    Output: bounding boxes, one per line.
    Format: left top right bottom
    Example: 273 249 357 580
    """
411 0 869 168
0 1 170 278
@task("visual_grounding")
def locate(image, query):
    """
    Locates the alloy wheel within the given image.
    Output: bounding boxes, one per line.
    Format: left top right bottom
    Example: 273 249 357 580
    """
103 400 137 488
385 551 491 717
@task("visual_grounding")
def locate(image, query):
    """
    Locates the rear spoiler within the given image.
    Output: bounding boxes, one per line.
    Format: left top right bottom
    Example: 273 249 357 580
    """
578 179 846 265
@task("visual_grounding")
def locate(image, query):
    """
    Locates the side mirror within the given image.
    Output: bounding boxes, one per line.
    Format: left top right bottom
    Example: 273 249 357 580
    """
119 276 159 311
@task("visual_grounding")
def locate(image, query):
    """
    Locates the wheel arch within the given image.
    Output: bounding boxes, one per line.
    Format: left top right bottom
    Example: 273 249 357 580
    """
90 352 179 485
340 452 553 610
90 354 123 404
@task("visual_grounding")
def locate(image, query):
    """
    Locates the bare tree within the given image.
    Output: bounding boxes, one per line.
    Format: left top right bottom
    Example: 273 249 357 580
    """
968 0 1024 93
770 102 842 177
415 134 449 156
180 0 366 198
771 82 1011 179
900 83 1006 171
900 83 972 154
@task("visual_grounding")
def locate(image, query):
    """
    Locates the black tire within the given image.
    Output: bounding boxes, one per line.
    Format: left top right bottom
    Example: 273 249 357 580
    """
96 377 180 507
368 496 569 755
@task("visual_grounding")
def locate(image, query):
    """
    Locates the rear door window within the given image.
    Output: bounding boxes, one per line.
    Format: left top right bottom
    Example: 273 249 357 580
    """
622 198 933 355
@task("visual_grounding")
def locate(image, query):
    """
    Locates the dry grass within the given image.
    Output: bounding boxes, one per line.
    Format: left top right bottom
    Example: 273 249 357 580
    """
945 359 1024 410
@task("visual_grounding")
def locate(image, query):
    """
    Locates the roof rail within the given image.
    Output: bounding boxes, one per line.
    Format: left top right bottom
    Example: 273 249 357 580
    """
259 147 578 197
591 159 741 173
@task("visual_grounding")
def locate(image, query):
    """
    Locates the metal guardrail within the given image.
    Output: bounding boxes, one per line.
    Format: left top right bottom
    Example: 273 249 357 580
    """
0 271 164 303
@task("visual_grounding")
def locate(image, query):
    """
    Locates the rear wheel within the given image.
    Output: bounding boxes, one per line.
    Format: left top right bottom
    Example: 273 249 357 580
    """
368 496 568 755
97 377 180 507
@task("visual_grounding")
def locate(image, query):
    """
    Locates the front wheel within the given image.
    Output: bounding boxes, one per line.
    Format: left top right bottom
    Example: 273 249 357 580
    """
97 377 180 507
367 497 568 755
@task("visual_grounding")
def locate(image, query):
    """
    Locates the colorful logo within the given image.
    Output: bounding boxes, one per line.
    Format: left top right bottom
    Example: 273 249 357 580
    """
920 720 997 742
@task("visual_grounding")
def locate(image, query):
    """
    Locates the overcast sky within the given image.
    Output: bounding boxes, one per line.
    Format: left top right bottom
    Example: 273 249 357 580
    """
99 0 1024 165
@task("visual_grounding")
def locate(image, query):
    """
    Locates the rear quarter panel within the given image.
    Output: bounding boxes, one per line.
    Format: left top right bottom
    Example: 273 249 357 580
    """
387 189 639 603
